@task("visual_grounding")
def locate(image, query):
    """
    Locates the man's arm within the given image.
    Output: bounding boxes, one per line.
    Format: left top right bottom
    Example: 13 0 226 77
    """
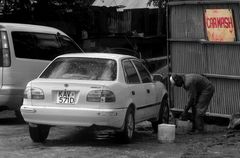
184 86 197 113
180 89 197 120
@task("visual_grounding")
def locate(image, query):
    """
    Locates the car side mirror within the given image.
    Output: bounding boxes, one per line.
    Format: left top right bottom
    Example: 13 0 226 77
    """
153 74 163 82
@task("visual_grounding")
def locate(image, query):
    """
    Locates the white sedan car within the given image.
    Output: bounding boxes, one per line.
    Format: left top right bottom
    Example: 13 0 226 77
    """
21 53 169 143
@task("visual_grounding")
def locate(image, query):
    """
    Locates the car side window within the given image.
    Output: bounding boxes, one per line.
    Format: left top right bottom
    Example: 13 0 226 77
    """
133 60 152 83
122 60 140 84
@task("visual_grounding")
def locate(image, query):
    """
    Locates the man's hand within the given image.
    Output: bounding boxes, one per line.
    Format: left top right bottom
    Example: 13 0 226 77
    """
179 111 188 121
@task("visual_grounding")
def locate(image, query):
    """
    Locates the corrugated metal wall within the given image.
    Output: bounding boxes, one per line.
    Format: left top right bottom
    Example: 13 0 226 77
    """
207 45 240 75
108 9 158 35
171 42 206 73
168 0 240 116
210 78 240 115
119 10 132 33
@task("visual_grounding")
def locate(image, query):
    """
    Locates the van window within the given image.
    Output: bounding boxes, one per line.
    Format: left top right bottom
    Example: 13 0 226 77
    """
12 32 80 60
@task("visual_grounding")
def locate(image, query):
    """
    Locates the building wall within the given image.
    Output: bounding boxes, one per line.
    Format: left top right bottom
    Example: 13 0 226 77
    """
168 0 240 116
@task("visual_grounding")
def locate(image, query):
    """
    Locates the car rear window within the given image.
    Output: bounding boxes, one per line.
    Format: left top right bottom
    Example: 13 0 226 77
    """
40 57 117 81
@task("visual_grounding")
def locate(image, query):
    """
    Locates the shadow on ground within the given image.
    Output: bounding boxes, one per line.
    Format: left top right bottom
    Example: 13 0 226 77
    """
42 126 155 148
0 117 26 125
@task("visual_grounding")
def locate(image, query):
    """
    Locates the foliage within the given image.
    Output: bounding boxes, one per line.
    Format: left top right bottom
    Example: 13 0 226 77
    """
147 0 166 8
0 0 95 16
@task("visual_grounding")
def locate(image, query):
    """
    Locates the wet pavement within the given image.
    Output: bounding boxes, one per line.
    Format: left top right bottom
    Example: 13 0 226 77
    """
0 111 239 158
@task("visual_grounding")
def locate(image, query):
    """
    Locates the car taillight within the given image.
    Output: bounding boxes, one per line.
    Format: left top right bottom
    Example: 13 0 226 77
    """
24 87 45 100
1 31 10 67
87 90 115 102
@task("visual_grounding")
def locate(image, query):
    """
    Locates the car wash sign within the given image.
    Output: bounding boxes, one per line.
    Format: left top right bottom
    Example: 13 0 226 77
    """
205 9 235 42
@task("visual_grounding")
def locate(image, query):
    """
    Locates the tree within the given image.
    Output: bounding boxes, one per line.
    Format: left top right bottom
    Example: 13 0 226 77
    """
148 0 166 35
0 0 95 18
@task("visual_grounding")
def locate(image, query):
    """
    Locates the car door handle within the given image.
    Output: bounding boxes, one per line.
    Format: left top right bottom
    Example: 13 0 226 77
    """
131 91 135 95
146 89 150 93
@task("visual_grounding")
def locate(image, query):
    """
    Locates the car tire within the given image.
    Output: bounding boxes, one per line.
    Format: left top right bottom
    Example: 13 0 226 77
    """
152 98 169 133
29 124 50 143
118 108 135 143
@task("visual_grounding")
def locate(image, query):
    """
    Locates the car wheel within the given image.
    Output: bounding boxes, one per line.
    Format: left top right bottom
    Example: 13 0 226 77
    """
152 98 169 133
118 108 135 143
29 124 50 143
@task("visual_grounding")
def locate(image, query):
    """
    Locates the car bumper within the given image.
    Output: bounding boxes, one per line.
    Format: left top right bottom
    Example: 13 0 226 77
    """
20 105 127 129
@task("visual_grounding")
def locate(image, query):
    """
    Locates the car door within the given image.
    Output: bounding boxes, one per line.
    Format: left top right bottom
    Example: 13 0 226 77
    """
122 59 146 123
132 59 158 119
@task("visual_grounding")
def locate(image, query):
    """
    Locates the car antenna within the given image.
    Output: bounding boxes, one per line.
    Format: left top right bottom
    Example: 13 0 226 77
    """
124 34 142 59
56 32 85 53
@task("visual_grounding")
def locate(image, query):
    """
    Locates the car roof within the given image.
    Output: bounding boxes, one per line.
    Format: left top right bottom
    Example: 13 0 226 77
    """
0 23 66 35
57 53 137 60
103 48 140 58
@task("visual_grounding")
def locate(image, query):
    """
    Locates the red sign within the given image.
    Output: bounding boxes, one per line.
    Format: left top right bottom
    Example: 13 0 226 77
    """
205 9 235 42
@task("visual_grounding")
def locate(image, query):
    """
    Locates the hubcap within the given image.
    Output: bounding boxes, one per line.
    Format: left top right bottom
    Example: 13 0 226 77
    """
127 114 134 138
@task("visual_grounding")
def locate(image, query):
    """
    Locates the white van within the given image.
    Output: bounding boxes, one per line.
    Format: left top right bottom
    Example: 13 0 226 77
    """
0 23 82 118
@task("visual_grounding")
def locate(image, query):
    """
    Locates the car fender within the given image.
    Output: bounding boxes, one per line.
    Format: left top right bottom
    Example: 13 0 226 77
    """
155 81 168 102
154 82 168 117
119 103 136 131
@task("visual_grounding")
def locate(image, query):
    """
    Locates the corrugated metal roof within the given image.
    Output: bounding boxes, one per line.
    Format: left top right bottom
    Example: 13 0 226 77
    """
92 0 157 10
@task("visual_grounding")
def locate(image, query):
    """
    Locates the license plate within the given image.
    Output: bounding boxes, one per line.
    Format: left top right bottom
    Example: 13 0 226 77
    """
57 90 76 104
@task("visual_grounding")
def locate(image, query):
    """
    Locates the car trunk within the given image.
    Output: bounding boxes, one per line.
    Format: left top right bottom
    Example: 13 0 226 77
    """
30 79 106 109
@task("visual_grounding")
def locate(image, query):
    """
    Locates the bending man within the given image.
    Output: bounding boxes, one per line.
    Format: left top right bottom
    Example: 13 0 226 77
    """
170 74 215 133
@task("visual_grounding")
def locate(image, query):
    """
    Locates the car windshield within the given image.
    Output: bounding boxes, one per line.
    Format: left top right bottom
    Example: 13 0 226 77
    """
40 57 117 81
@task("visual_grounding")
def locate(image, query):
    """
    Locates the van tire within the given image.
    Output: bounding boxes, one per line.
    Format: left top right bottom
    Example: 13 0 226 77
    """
29 124 50 143
15 109 24 121
152 98 169 133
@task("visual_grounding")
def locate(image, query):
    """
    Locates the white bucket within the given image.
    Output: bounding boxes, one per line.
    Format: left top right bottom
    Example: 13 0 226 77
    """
158 124 176 143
